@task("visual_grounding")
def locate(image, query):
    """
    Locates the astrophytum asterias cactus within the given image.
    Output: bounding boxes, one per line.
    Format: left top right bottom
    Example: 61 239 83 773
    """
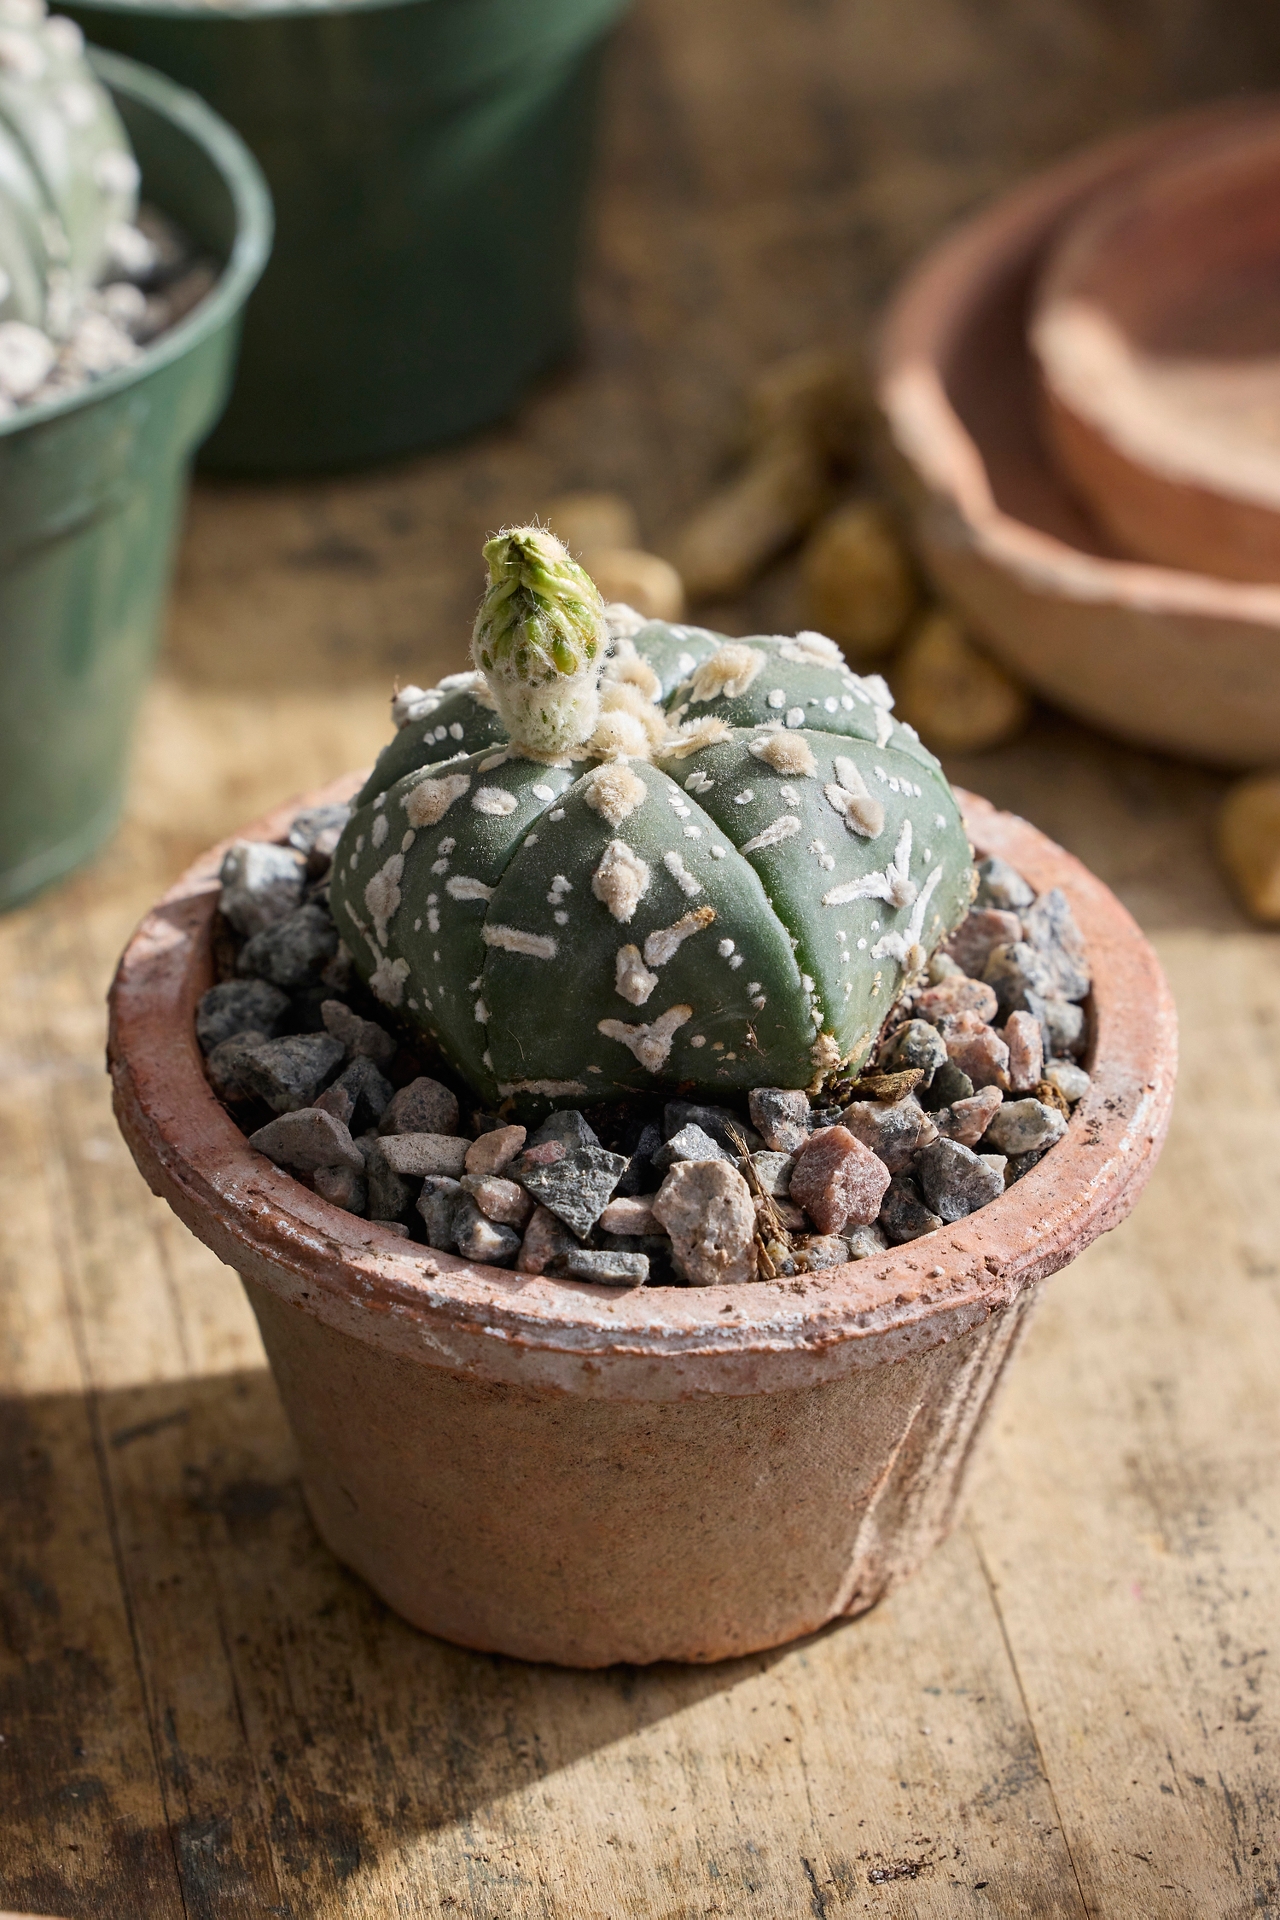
0 0 138 333
331 529 975 1106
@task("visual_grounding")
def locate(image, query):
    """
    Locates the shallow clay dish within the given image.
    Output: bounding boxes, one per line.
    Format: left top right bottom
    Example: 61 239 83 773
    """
1033 109 1280 583
877 98 1280 767
108 777 1175 1668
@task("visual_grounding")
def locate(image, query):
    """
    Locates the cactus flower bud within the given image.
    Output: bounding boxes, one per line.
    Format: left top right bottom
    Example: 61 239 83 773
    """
471 526 607 758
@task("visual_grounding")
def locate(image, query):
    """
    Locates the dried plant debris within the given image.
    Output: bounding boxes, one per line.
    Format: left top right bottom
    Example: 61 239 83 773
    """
199 810 1091 1285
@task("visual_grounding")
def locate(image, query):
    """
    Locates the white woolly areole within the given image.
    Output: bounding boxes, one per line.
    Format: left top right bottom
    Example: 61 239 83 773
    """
583 763 648 827
597 1003 693 1073
643 905 716 968
497 1078 588 1097
740 815 802 854
369 955 411 1006
598 679 666 747
472 786 518 816
662 850 703 897
779 630 843 667
602 637 662 701
615 944 659 1006
604 602 647 640
689 643 763 704
364 855 404 945
589 710 653 761
445 875 495 902
592 840 651 922
662 716 731 759
749 731 818 777
402 772 471 827
825 756 886 838
482 923 558 960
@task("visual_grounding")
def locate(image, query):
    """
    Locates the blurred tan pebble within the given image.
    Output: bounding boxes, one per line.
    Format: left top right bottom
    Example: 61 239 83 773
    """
893 610 1030 753
545 490 640 555
1218 772 1280 923
580 546 685 621
747 346 869 464
802 499 918 654
674 430 829 600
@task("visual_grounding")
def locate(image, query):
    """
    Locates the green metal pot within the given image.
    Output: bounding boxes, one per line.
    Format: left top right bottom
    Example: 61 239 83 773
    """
65 0 630 475
0 50 271 913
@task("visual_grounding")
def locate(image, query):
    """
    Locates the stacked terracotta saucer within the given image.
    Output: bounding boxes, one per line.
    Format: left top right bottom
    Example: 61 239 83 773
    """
875 97 1280 773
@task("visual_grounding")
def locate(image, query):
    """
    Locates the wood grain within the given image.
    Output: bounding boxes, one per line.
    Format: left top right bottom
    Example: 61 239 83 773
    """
4 0 1280 1911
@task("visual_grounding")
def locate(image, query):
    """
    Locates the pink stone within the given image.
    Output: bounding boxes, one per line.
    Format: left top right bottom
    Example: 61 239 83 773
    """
935 1084 1002 1147
599 1195 660 1236
788 1126 892 1234
462 1174 533 1228
1004 1009 1044 1093
943 1011 1011 1090
516 1204 577 1274
465 1124 527 1176
943 908 1023 976
916 977 999 1024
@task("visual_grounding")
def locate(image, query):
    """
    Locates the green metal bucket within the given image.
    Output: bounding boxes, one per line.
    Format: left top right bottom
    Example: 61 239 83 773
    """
65 0 630 475
0 51 271 912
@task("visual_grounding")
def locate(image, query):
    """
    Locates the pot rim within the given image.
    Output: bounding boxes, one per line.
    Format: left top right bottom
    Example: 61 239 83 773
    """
0 48 272 443
108 777 1177 1394
874 90 1280 625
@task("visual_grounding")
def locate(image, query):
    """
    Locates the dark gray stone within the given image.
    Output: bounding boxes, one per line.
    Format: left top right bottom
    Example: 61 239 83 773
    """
377 1076 460 1137
982 940 1056 1020
196 979 290 1054
237 903 339 989
919 1058 974 1113
360 1135 419 1223
313 1164 367 1214
556 1248 649 1285
249 1107 363 1172
881 1018 947 1085
238 1032 344 1112
809 1108 843 1130
747 1086 811 1154
1024 887 1090 1002
614 1121 664 1196
320 998 395 1066
204 1030 270 1102
218 839 307 935
652 1123 728 1171
1043 996 1087 1058
973 855 1034 912
453 1200 521 1266
916 1139 1006 1223
743 1150 794 1197
314 1056 393 1135
664 1101 762 1154
287 804 351 872
517 1146 628 1239
1005 1148 1048 1183
376 1133 469 1177
416 1175 465 1250
878 1174 944 1244
529 1109 601 1152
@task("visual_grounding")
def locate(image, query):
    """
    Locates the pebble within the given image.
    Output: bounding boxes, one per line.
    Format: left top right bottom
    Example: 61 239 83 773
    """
758 1194 806 1232
845 1223 889 1259
934 1084 1002 1147
653 1160 758 1285
927 951 965 983
801 499 917 653
653 1123 728 1171
417 1176 464 1250
840 1095 938 1173
1005 1148 1048 1183
517 1205 580 1274
941 1012 1010 1091
974 856 1034 912
983 1098 1068 1156
880 1019 946 1085
1024 888 1091 1002
376 1133 470 1178
916 1139 1006 1222
743 1150 795 1197
320 998 396 1066
287 805 351 872
1043 1059 1090 1104
664 1101 762 1155
943 908 1023 978
218 840 307 936
518 1145 629 1239
614 1121 664 1196
313 1057 393 1134
920 1058 973 1112
1043 997 1086 1058
915 977 999 1024
748 1087 813 1154
1003 1009 1044 1093
789 1126 892 1234
313 1164 367 1213
460 1174 533 1229
377 1077 460 1138
205 1030 270 1102
791 1235 852 1272
460 1126 522 1177
599 1195 660 1235
453 1201 521 1267
248 1107 364 1172
196 979 290 1054
237 904 339 990
878 1175 944 1244
556 1247 650 1285
239 1032 344 1112
362 1141 418 1224
529 1109 601 1152
982 941 1056 1020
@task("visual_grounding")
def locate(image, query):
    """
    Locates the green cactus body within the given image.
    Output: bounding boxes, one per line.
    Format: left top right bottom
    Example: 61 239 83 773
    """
0 3 139 332
333 572 974 1107
354 672 508 809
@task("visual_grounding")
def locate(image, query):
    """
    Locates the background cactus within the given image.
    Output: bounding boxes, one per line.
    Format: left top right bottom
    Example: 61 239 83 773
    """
0 0 138 335
332 531 974 1107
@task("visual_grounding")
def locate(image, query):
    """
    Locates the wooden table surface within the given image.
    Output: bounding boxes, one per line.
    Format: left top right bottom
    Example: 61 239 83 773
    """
4 3 1280 1914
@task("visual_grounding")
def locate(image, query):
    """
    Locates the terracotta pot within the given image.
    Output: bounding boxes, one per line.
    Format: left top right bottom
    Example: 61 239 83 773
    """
1031 108 1280 585
875 96 1280 769
108 778 1176 1667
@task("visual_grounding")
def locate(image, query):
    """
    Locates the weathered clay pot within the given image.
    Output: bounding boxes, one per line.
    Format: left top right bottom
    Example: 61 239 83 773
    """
108 779 1176 1667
